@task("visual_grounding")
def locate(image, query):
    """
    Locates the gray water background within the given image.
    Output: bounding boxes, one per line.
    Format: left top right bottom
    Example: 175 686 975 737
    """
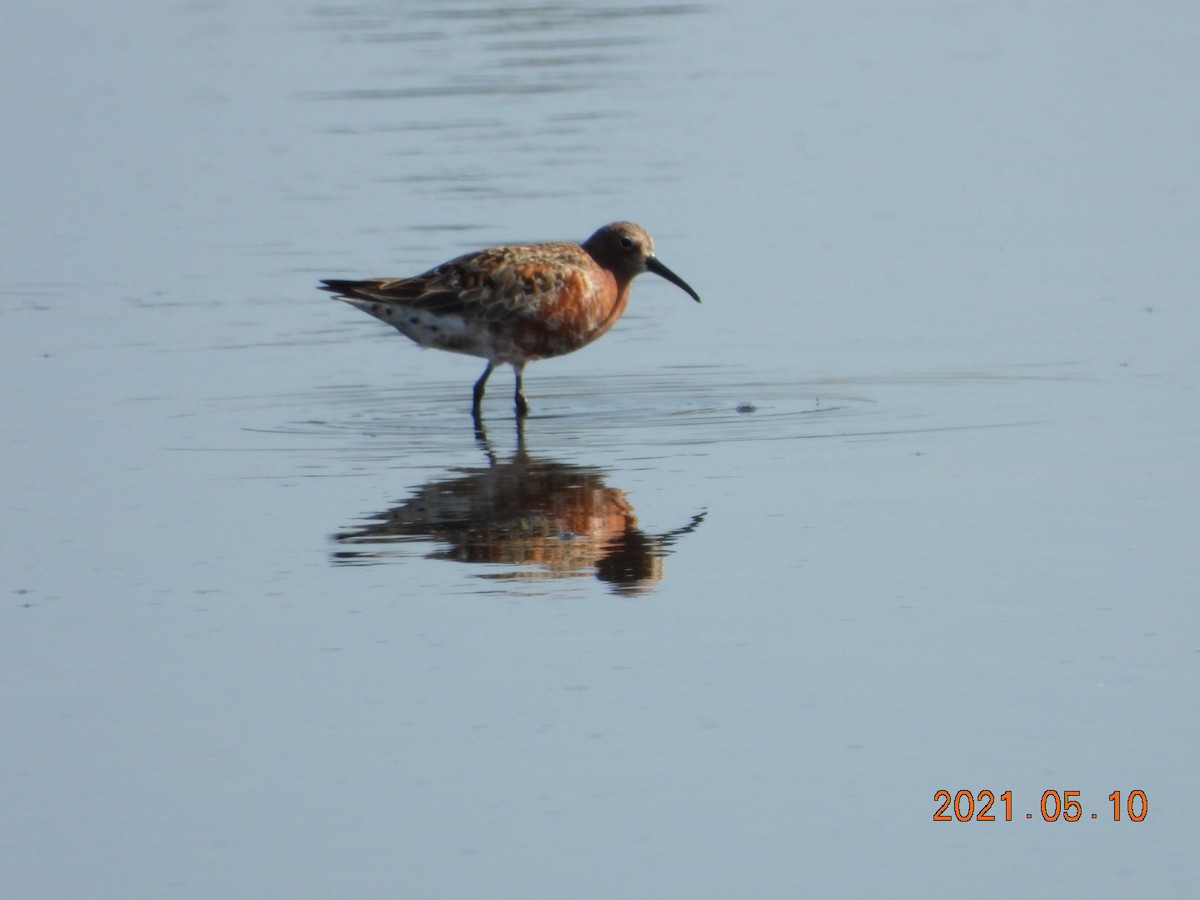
2 2 1198 896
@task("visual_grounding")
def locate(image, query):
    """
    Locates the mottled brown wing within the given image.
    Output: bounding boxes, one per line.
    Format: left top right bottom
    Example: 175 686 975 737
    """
323 242 592 325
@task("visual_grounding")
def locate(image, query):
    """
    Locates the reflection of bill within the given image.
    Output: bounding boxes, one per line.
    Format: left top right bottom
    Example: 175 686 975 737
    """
332 441 703 596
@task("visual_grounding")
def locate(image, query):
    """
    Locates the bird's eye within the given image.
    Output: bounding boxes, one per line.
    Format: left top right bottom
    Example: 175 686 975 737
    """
618 236 635 249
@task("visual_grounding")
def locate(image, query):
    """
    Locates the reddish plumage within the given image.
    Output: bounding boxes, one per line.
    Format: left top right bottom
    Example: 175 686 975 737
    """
322 221 700 418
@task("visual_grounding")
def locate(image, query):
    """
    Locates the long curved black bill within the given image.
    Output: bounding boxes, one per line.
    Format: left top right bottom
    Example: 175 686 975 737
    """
646 256 702 303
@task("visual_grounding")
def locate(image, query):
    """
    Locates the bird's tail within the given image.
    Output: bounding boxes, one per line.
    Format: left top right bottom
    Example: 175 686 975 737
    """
319 279 369 298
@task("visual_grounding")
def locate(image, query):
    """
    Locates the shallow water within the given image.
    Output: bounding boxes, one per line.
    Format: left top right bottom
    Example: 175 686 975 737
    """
3 2 1199 897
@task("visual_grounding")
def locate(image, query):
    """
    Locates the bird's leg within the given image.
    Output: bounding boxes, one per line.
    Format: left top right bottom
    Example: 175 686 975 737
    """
472 362 494 416
513 363 530 417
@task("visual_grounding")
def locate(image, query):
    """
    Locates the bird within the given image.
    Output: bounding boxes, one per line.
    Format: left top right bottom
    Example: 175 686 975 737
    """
321 221 700 418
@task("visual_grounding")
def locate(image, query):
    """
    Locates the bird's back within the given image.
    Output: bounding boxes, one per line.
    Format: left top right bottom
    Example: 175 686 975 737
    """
321 240 621 363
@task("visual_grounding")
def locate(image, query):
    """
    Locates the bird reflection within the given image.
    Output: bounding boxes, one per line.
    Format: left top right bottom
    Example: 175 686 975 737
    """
332 421 704 595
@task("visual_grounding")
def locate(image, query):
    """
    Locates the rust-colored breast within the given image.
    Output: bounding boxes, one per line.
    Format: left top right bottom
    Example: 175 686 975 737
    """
502 265 625 360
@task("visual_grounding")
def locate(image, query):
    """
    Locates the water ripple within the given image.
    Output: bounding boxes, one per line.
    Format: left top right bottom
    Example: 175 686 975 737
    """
242 364 1053 457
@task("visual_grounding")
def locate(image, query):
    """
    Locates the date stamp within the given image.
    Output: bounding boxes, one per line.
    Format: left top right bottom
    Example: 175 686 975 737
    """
933 789 1147 822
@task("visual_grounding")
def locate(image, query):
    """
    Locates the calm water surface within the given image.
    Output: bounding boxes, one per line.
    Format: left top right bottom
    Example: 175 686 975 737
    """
3 1 1198 897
